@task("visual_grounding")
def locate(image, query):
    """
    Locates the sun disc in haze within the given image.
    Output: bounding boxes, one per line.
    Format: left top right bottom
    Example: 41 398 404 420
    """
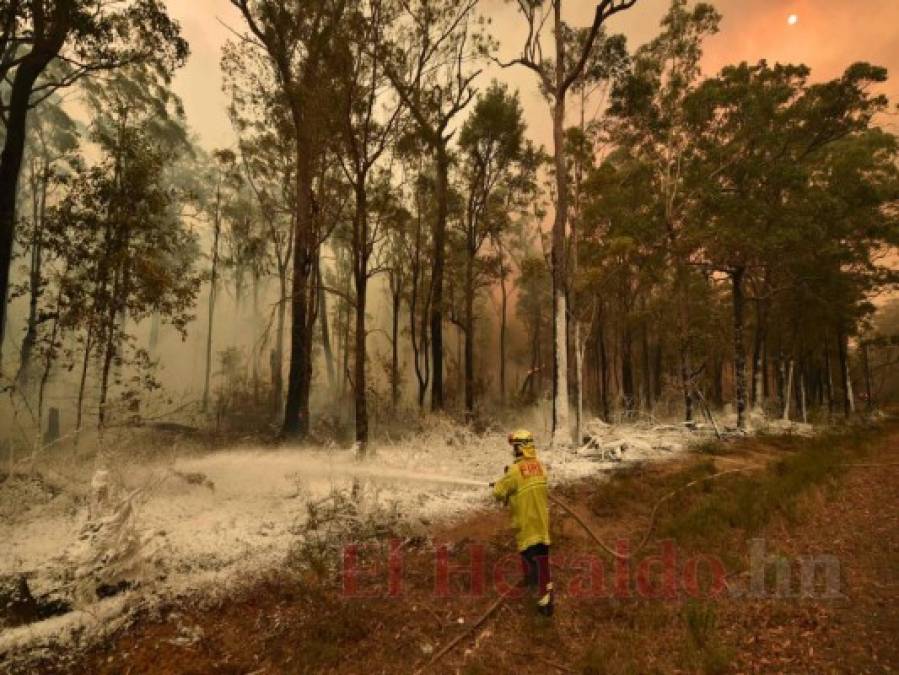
787 14 799 26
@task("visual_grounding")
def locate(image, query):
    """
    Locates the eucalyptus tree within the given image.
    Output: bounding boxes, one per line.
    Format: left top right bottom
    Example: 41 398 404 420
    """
684 60 890 428
580 148 661 417
782 129 899 417
222 40 298 417
492 142 544 407
381 196 413 411
12 93 79 388
456 82 526 419
381 0 484 412
55 136 199 432
395 141 435 408
500 0 641 445
516 255 552 403
70 64 194 427
334 0 403 453
230 0 349 437
605 0 720 422
201 149 239 413
0 0 187 358
565 28 628 440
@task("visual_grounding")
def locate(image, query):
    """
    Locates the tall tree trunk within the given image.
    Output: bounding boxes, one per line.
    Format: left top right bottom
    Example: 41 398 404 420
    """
776 350 786 413
675 265 693 423
272 268 287 418
528 318 541 400
782 358 794 421
574 321 585 441
640 319 652 413
76 327 95 435
251 275 261 404
98 264 123 430
550 94 571 445
598 316 610 422
799 368 808 423
751 298 767 412
0 56 55 361
318 261 335 389
621 324 635 416
410 290 424 407
653 339 663 403
202 197 221 413
409 221 425 408
98 318 117 430
430 147 449 411
712 357 724 406
499 263 507 406
390 281 401 410
354 264 368 453
342 298 351 398
731 266 748 430
352 186 369 454
836 326 854 418
823 332 834 416
18 157 48 386
38 284 64 439
463 232 474 421
408 181 429 409
283 138 315 438
862 342 873 411
679 346 693 423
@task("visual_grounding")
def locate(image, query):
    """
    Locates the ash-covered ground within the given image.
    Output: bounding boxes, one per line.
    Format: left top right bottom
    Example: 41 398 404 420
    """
0 413 806 664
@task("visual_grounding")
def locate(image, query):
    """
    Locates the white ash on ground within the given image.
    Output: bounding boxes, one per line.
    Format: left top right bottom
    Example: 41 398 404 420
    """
0 413 805 665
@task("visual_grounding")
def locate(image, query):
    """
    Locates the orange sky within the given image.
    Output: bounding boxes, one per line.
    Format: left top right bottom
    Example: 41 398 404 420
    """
165 0 899 150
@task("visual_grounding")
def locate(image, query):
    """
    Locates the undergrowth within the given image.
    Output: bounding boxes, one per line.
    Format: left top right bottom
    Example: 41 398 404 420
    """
577 423 887 674
658 426 877 552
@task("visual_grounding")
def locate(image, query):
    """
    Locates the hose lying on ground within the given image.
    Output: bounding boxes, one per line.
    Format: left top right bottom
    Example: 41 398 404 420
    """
421 466 752 671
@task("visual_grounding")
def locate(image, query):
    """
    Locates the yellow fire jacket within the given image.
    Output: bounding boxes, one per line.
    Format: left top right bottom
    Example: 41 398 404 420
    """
492 447 551 552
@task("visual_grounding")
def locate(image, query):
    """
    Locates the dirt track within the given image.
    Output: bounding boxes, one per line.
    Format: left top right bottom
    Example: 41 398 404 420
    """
31 422 899 674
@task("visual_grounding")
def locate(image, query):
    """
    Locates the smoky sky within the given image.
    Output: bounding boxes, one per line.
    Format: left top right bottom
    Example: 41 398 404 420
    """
165 0 899 151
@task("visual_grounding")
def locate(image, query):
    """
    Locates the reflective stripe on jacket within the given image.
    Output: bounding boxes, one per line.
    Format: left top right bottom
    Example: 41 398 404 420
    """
492 453 550 552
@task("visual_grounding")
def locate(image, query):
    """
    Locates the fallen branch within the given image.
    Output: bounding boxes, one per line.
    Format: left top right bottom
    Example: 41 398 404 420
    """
417 589 514 673
416 467 751 673
422 467 755 670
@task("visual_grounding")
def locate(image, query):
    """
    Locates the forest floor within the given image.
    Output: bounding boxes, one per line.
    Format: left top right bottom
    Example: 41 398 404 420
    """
14 416 898 674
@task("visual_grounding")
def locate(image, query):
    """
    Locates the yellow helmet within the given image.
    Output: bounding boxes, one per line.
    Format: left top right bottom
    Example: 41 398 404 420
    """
508 429 536 458
508 429 534 446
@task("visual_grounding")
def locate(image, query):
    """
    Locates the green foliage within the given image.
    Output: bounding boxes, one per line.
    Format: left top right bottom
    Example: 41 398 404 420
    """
682 601 732 674
659 428 876 551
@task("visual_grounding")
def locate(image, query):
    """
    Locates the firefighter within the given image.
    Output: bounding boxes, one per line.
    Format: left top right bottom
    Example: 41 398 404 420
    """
491 429 554 616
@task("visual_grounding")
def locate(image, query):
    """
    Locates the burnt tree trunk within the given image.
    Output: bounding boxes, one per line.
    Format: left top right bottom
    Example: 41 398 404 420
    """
731 266 748 430
499 260 508 405
202 190 222 413
352 185 369 453
429 147 449 411
463 215 475 421
0 52 60 361
282 137 315 438
598 316 610 422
